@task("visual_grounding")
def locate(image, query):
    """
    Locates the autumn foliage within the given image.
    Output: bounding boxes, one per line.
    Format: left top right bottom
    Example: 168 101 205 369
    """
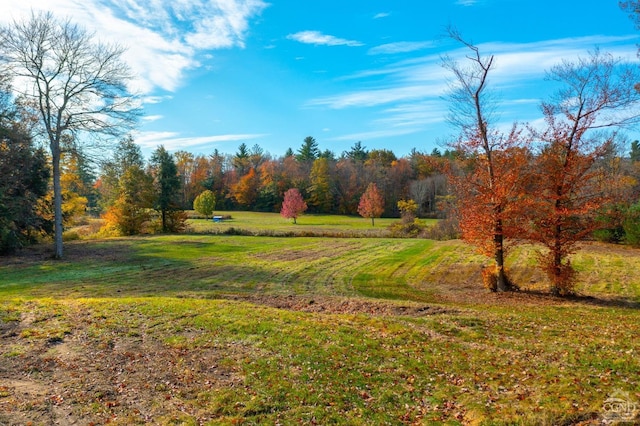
358 183 384 226
523 51 640 295
233 168 260 208
442 29 640 295
280 188 307 224
443 31 528 292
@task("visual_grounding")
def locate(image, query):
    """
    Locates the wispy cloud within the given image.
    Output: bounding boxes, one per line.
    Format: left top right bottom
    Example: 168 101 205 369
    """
373 12 390 19
376 102 447 128
135 131 267 150
308 84 445 109
310 35 639 111
0 0 268 94
368 41 435 55
314 34 639 142
456 0 478 6
331 101 448 142
142 115 164 122
141 95 174 105
287 31 363 47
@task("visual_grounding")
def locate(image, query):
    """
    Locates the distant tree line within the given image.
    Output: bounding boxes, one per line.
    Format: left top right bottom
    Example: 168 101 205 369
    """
93 136 454 228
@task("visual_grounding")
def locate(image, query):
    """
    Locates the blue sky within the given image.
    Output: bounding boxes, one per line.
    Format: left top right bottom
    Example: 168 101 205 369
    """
2 1 639 158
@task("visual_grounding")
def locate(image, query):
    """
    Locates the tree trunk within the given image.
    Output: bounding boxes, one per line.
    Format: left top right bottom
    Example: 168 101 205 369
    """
494 218 508 292
551 236 563 296
52 146 64 259
371 217 375 226
162 209 167 232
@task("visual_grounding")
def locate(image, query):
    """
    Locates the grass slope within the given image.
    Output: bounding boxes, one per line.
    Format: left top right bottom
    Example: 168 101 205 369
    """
1 235 639 425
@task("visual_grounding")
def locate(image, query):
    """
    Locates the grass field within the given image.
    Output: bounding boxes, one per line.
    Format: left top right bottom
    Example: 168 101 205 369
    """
185 210 433 237
1 225 640 424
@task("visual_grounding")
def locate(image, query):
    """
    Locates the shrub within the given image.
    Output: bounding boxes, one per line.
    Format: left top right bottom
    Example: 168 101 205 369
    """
539 255 577 296
481 265 517 292
164 210 188 233
422 217 461 240
222 227 254 236
482 265 498 291
101 202 151 236
62 230 81 241
593 204 626 243
623 202 640 247
388 218 427 238
592 228 624 243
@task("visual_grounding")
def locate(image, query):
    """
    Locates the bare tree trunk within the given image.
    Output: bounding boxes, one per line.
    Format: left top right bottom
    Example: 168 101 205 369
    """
0 11 139 259
52 146 63 259
494 218 508 291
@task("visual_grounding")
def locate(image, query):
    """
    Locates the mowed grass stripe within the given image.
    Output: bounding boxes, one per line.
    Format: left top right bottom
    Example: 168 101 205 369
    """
4 237 640 301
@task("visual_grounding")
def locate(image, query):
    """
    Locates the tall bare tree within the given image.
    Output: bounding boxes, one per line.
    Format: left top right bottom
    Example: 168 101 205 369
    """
0 11 139 258
442 29 528 292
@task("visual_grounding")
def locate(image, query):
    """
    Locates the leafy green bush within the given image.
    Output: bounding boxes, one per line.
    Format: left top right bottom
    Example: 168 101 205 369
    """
193 190 216 219
593 204 626 243
623 202 640 247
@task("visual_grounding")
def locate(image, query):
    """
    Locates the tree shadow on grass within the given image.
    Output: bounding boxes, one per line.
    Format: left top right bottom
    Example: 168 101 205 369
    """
516 289 640 310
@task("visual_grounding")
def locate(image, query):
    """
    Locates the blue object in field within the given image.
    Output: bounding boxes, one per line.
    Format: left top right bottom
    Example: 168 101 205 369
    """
213 216 223 222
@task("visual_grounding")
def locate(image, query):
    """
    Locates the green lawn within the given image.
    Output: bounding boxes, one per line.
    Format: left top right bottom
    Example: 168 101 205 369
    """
1 234 639 425
186 210 437 237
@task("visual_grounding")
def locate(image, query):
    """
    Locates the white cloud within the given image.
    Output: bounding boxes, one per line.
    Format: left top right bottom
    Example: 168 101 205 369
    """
368 41 435 55
309 35 640 111
142 95 174 104
142 115 164 122
373 12 390 19
134 130 267 150
0 0 268 94
376 102 447 128
311 34 640 144
308 84 445 109
287 31 363 47
456 0 478 6
330 101 448 142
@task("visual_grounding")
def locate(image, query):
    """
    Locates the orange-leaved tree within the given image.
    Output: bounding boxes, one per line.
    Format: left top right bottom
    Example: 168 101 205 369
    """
526 50 640 295
280 188 307 224
358 182 384 226
443 29 530 292
232 167 260 209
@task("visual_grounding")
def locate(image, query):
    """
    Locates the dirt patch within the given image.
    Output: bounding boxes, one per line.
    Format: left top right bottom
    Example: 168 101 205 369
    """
216 294 456 316
429 283 640 310
1 240 135 267
0 308 243 425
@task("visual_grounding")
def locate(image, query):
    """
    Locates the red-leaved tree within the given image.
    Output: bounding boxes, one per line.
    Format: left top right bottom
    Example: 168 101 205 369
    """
281 188 307 224
443 29 530 292
358 183 384 226
526 50 640 295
